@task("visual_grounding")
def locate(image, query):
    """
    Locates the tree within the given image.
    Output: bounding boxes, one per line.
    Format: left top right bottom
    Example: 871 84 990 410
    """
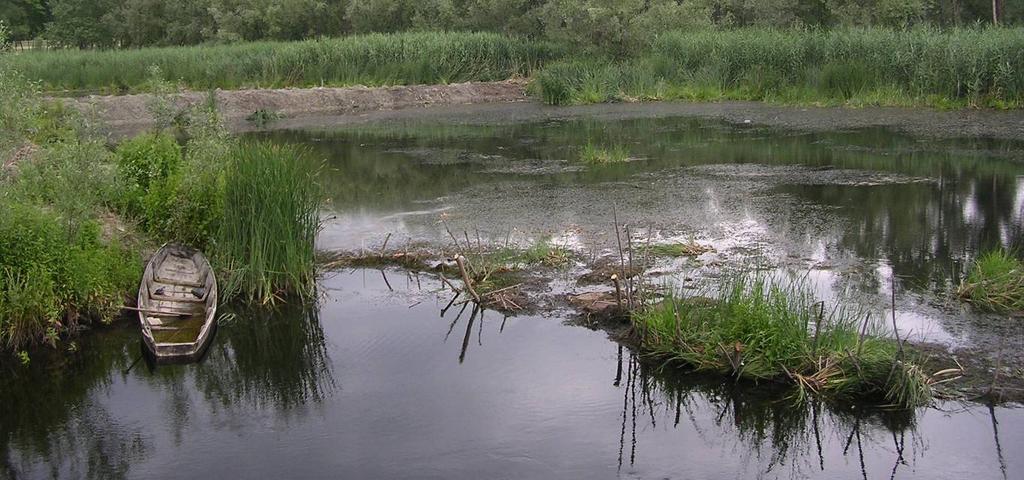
45 0 118 48
0 0 50 41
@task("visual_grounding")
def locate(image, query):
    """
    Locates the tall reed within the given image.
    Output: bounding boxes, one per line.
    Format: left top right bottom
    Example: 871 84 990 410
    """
537 27 1024 108
6 32 562 94
215 142 322 305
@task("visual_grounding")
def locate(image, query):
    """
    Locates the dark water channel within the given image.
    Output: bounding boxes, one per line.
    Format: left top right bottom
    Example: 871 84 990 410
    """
3 111 1024 479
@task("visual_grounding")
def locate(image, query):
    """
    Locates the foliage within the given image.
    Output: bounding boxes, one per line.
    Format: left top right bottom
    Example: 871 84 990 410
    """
647 242 713 257
0 18 9 49
5 0 1021 48
115 132 181 200
0 202 138 352
8 31 560 94
957 250 1024 314
536 28 1024 109
215 142 322 305
632 276 932 407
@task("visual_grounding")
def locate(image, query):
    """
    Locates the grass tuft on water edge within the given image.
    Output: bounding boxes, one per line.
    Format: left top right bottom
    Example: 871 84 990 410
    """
215 142 323 306
579 143 630 165
631 275 931 408
957 250 1024 315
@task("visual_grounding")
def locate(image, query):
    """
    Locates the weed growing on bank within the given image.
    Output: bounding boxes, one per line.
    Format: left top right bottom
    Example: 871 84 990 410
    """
632 276 932 408
958 250 1024 314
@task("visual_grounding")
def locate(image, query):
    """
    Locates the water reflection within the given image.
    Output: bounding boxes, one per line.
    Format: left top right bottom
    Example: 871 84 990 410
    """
194 306 334 411
257 116 1024 349
256 117 1024 295
2 269 1022 478
1 305 334 479
611 345 922 478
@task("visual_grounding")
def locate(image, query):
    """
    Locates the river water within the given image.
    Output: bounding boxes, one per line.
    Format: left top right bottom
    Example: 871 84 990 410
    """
3 109 1023 479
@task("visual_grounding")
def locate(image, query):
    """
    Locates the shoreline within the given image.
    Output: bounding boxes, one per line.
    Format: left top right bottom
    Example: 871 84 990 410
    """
64 81 1024 143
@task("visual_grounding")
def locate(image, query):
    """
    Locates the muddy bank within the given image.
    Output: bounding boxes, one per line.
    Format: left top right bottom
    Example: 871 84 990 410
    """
71 82 1024 141
265 101 1024 141
67 80 529 138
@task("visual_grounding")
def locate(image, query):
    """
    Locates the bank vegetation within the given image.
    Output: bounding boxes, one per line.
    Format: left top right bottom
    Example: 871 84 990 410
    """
1 38 323 360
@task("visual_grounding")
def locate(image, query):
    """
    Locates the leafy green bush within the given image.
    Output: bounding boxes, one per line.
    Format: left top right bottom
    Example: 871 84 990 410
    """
0 202 138 351
115 132 183 220
116 132 182 192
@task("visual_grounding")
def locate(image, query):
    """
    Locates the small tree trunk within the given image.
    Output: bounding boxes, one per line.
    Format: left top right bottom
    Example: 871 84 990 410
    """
992 0 1001 25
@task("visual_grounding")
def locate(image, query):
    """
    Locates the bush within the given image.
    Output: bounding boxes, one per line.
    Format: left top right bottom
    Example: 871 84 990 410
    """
0 202 138 351
116 132 182 192
115 132 183 224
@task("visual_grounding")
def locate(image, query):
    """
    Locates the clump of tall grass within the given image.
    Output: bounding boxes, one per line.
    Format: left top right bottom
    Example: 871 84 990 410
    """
957 250 1023 314
579 143 630 165
7 32 563 94
632 276 931 408
215 142 322 305
537 27 1024 108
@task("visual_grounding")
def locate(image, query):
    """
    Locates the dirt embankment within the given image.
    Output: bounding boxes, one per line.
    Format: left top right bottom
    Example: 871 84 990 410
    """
66 80 529 137
67 81 1024 142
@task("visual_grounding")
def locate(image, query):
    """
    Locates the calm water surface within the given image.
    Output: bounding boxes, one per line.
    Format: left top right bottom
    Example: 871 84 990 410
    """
3 112 1024 479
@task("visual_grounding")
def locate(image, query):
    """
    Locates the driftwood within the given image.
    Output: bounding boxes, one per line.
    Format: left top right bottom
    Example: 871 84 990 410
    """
455 255 481 303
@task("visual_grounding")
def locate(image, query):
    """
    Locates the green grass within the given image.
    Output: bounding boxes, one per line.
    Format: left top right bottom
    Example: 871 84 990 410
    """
632 276 931 408
3 31 562 94
958 250 1024 314
215 142 322 305
579 143 630 165
535 27 1024 109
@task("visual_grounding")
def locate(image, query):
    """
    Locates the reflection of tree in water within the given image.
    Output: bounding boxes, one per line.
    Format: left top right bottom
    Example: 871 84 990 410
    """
612 345 921 479
1 305 334 479
0 328 149 480
780 171 1023 294
260 118 1023 286
192 305 335 412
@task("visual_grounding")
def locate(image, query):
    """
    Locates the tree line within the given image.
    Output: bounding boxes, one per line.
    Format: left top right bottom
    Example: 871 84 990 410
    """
1 0 1019 49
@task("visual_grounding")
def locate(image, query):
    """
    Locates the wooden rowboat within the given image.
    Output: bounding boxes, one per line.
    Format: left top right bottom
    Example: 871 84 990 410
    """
138 244 218 363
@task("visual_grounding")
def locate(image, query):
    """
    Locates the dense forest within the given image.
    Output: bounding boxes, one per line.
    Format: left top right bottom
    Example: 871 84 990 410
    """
1 0 1020 49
